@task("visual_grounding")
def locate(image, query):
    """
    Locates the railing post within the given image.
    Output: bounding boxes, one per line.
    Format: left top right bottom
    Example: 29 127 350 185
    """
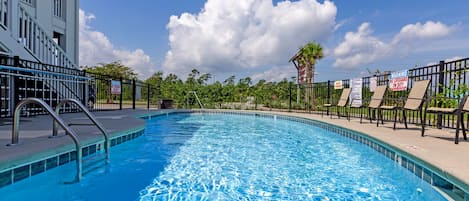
132 79 136 109
327 80 331 115
289 82 292 112
13 56 20 67
82 71 87 106
119 77 123 110
147 83 150 110
437 60 445 128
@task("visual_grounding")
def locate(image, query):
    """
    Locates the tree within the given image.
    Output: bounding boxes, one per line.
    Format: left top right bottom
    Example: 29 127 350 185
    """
298 41 324 109
85 61 137 80
84 61 138 103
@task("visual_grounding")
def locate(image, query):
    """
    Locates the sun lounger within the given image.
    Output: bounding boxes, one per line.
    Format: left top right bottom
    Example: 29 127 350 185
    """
424 95 469 144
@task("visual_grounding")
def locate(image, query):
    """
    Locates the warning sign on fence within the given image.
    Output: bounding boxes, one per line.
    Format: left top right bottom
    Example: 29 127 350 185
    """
389 70 408 91
350 78 363 107
110 80 121 95
334 80 343 89
369 77 377 92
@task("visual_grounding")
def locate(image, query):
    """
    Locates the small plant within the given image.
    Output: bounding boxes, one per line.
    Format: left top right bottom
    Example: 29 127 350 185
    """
433 76 469 108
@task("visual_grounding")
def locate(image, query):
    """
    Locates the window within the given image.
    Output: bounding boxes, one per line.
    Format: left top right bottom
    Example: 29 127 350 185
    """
1 0 7 27
53 0 64 19
53 31 65 50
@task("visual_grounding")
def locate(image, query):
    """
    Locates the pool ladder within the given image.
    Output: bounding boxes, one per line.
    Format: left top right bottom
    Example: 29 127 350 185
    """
189 91 204 109
9 98 110 182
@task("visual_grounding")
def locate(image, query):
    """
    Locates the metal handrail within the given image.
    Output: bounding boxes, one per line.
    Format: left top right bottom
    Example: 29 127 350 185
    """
10 98 83 181
189 91 204 109
53 98 110 163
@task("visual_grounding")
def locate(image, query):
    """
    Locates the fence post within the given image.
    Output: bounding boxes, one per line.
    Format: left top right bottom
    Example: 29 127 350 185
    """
81 69 86 106
132 79 136 109
289 82 292 112
437 60 445 128
147 83 150 110
327 80 331 115
13 56 19 67
119 77 123 110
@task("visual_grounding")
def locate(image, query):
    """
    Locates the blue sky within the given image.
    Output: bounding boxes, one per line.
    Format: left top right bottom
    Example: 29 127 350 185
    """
79 0 469 82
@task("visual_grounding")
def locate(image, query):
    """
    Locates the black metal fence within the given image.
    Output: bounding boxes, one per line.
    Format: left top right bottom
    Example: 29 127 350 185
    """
1 55 468 131
0 56 161 118
0 56 86 117
85 72 160 112
252 58 469 130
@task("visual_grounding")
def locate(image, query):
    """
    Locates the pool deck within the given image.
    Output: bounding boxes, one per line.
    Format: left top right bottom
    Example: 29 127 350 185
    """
0 109 150 171
0 109 469 196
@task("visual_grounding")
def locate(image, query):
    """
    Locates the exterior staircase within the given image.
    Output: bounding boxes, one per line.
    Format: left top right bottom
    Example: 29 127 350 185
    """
0 0 84 116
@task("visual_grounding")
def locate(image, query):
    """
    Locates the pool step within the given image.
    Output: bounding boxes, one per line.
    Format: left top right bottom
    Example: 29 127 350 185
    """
82 152 108 176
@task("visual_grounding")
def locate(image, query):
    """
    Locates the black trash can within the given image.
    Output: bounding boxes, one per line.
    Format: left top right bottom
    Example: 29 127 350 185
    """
160 99 173 109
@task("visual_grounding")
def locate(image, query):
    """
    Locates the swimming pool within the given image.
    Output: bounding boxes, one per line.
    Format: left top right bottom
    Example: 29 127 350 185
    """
0 112 447 200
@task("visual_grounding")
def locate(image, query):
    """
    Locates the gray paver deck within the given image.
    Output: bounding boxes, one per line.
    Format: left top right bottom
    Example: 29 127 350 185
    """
0 109 149 171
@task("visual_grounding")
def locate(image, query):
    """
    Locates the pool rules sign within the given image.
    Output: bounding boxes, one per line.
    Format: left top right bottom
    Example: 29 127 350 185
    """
389 70 408 91
110 80 122 95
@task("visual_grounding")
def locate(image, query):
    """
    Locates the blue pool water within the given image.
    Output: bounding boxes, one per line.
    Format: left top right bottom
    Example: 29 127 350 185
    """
0 113 446 200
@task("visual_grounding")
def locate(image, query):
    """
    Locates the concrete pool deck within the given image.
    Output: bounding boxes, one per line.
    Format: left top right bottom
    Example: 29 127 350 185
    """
0 109 468 198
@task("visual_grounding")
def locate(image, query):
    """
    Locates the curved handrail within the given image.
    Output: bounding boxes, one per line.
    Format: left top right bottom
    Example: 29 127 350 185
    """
10 98 82 181
189 91 204 109
53 98 110 163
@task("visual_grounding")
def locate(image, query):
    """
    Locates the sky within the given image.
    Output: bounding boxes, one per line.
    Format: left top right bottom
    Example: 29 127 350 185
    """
79 0 469 83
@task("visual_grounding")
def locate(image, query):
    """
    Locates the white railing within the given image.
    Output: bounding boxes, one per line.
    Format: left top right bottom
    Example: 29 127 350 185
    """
18 4 76 69
0 0 8 29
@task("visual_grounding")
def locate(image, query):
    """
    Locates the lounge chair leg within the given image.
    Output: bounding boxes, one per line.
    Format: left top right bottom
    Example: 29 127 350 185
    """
459 113 467 142
419 109 424 137
376 109 381 127
360 111 363 124
462 116 467 140
369 108 372 123
403 110 408 129
393 109 398 130
379 110 384 125
422 109 427 137
345 109 350 121
455 116 460 144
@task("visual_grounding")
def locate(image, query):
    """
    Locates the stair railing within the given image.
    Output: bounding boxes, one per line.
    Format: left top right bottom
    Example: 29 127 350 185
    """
9 97 83 181
53 98 110 163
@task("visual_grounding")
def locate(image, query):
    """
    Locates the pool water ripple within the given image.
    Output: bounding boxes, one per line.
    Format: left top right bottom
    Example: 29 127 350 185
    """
139 114 445 200
0 113 447 200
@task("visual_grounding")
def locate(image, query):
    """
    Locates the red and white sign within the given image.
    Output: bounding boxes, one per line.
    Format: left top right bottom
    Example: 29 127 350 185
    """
334 80 343 89
389 70 408 91
110 80 121 95
297 65 308 84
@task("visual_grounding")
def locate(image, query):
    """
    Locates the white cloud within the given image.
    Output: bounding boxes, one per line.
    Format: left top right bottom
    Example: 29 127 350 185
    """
163 0 337 75
427 56 463 66
333 21 455 69
251 66 297 82
444 56 463 62
333 23 391 68
79 9 154 79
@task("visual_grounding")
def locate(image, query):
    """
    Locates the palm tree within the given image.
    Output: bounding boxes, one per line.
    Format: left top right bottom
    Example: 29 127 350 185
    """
299 42 324 109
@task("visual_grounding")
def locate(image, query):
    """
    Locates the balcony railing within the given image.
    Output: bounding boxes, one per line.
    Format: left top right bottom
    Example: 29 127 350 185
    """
18 4 76 69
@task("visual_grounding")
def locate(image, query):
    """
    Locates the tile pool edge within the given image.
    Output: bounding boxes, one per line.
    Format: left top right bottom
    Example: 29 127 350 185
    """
0 126 146 189
142 109 468 200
